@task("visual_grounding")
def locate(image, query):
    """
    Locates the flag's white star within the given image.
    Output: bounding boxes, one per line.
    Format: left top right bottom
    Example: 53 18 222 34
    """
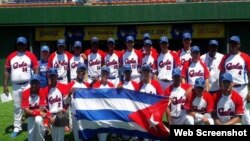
148 114 159 130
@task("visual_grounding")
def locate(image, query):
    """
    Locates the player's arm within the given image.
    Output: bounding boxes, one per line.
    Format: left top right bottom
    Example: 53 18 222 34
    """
223 115 241 125
205 78 210 92
212 112 222 125
3 68 10 95
166 106 171 126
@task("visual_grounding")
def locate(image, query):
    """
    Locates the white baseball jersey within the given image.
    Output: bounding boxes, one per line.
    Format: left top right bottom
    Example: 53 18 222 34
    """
219 52 250 84
85 49 104 77
200 52 224 91
177 48 192 66
122 49 141 77
69 55 85 80
139 80 163 95
118 80 139 91
213 91 244 123
184 90 214 114
142 51 158 71
181 60 210 86
105 51 121 78
5 51 39 83
165 83 191 117
46 83 69 114
157 51 180 80
48 51 72 83
21 87 47 110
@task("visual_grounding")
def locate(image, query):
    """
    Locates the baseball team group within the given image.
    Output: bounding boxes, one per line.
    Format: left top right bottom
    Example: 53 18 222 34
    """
3 32 250 141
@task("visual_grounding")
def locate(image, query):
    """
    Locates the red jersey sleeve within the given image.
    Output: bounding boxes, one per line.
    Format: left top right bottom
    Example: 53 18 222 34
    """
26 51 39 70
232 91 244 115
203 92 214 113
181 61 190 78
152 79 163 96
200 60 210 79
135 49 142 65
92 81 101 88
184 91 195 111
170 51 181 68
107 81 115 88
21 89 30 109
65 51 73 60
39 88 47 107
240 52 250 72
47 52 56 69
218 54 230 73
5 52 17 68
131 81 140 91
57 83 70 97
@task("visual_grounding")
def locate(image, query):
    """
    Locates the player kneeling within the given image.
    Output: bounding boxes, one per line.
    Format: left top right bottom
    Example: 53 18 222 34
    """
184 77 214 125
21 74 49 141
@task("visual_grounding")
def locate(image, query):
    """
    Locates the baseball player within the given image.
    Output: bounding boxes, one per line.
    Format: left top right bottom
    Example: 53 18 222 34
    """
117 64 139 91
218 35 250 125
39 45 50 88
45 67 69 141
177 32 192 67
92 66 115 141
104 37 122 86
69 41 85 81
67 63 89 141
165 68 193 125
157 36 180 91
21 74 47 141
142 39 158 79
213 73 244 125
4 36 39 138
184 78 214 125
181 46 210 91
122 36 142 83
84 37 105 84
141 33 158 56
200 40 224 94
47 38 73 84
139 64 163 95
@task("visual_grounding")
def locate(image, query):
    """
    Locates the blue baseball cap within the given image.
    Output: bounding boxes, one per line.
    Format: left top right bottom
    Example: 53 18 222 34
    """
143 33 151 40
74 41 82 48
141 64 151 71
31 74 40 82
77 63 86 70
221 72 233 82
126 36 134 42
209 40 218 46
172 68 181 76
182 32 192 40
16 37 27 44
107 38 115 44
123 64 132 72
144 39 152 46
194 77 205 88
101 66 110 73
41 45 50 52
48 67 58 75
57 39 66 46
160 36 169 44
91 37 99 43
191 45 200 52
229 35 240 44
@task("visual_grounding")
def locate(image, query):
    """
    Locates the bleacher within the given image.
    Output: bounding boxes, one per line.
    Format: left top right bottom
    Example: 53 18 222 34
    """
0 0 250 7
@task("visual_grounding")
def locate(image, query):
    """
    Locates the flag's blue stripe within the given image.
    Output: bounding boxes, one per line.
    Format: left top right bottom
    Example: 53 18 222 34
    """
74 88 167 105
76 110 132 122
78 128 161 140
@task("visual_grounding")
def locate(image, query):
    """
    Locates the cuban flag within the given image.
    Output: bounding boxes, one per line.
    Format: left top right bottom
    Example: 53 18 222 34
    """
74 88 169 139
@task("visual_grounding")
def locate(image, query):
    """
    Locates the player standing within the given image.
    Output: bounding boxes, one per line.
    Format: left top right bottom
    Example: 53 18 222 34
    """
47 39 72 84
39 45 50 88
177 32 192 68
4 36 39 138
218 35 250 125
200 40 224 94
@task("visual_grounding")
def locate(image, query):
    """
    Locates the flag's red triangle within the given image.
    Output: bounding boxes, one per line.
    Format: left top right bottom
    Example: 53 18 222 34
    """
129 99 170 137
